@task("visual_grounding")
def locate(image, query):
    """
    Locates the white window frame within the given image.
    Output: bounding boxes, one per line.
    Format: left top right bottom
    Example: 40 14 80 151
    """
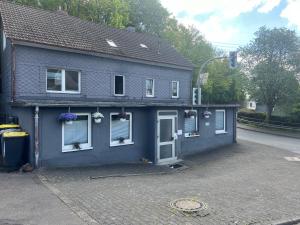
215 109 226 134
62 113 92 152
171 81 179 98
114 75 125 96
46 69 81 94
145 78 155 97
184 110 199 137
110 112 134 147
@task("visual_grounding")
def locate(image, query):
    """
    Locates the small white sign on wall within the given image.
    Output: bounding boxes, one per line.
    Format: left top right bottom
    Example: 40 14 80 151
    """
177 130 183 135
205 122 210 126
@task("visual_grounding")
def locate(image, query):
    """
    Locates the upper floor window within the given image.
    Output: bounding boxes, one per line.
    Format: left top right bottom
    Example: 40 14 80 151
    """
47 69 80 93
146 79 154 97
171 81 179 98
114 75 125 96
215 109 226 134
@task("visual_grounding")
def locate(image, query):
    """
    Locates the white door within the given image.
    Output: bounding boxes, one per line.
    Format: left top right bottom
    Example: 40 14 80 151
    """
157 115 176 163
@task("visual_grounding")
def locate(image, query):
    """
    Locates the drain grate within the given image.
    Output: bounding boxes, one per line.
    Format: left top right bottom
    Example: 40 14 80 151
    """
170 198 207 213
169 164 183 169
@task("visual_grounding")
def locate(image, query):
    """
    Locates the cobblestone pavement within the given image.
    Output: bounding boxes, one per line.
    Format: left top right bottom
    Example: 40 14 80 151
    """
38 140 300 225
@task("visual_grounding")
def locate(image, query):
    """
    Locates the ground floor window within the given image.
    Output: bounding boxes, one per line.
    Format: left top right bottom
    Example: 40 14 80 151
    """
62 113 92 152
110 112 133 146
184 110 198 137
215 110 226 134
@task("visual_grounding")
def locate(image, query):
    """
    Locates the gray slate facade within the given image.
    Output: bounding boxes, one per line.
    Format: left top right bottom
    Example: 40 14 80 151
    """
0 2 238 168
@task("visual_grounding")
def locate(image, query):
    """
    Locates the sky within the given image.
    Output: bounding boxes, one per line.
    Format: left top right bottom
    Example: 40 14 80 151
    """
160 0 300 51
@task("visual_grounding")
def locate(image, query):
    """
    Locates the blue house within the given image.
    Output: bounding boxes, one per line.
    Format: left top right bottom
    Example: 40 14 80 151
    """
0 2 238 168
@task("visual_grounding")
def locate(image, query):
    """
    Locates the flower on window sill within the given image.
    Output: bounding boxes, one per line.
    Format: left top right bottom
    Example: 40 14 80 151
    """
73 142 81 150
58 113 77 122
184 110 197 118
118 137 125 143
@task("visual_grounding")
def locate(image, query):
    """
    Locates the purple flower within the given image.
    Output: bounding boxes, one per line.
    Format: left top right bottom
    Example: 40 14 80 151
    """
58 113 77 122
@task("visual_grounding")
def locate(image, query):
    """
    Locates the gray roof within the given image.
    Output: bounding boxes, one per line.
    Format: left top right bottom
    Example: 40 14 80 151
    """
0 1 194 70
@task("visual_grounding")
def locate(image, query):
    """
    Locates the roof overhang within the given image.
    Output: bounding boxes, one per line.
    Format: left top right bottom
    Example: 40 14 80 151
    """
11 100 239 108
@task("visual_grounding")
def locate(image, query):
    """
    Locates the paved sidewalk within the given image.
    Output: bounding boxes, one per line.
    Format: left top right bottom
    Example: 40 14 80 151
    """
237 122 300 138
37 141 300 225
0 172 85 225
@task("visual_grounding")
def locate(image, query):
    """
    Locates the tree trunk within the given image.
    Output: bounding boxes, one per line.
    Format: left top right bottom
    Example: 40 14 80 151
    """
266 105 273 123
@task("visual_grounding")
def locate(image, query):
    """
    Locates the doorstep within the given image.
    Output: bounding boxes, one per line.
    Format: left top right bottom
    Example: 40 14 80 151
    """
156 158 183 166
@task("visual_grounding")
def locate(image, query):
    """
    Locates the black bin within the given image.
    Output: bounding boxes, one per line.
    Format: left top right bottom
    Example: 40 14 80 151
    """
1 131 29 171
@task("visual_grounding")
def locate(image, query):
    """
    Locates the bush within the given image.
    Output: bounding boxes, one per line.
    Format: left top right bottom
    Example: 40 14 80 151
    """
238 109 300 127
238 110 266 121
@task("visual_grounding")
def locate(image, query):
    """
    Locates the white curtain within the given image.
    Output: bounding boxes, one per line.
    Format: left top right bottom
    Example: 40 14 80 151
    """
216 111 225 130
111 118 130 141
184 117 196 133
64 117 88 145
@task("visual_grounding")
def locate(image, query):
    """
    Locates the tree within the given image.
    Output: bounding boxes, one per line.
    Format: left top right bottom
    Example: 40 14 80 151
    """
162 18 215 84
240 27 300 121
201 60 245 104
128 0 169 35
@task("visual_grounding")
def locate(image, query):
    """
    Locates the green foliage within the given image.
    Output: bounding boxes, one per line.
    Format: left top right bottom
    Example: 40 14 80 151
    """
128 0 169 35
162 18 215 84
240 26 300 120
201 60 245 104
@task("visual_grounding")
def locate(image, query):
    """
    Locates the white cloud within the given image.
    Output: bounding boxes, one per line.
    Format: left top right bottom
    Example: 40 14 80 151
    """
257 0 281 13
160 0 282 45
280 0 300 30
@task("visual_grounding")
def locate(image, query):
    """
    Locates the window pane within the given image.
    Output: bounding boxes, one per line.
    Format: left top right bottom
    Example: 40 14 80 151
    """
216 111 225 130
64 115 88 146
65 71 79 91
172 82 178 97
146 79 154 96
160 119 173 142
160 144 172 159
111 115 130 141
115 76 124 95
47 69 62 91
184 117 196 133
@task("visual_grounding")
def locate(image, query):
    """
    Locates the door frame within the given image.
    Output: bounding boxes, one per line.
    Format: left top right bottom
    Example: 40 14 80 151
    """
157 110 178 164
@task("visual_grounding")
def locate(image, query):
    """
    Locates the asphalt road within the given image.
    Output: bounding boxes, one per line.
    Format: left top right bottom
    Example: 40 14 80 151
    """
237 128 300 154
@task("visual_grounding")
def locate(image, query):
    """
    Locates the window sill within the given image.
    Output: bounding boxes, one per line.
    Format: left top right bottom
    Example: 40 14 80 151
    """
185 133 200 138
145 95 155 98
110 141 134 147
47 91 81 94
62 146 93 153
215 131 227 135
114 94 126 97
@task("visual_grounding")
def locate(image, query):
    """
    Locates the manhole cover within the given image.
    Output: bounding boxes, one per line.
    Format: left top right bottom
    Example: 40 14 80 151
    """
170 198 206 213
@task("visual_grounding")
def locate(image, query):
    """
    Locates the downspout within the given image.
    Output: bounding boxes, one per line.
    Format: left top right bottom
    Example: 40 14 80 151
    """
34 106 39 167
11 41 16 102
233 107 237 143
